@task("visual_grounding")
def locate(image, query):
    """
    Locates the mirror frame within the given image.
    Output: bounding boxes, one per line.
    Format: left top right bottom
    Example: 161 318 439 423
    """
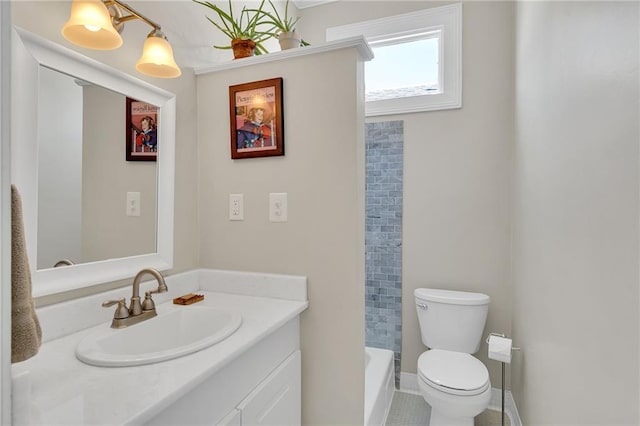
12 26 175 298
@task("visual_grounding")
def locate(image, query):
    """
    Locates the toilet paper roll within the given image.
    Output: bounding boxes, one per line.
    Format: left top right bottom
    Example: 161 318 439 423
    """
488 335 512 364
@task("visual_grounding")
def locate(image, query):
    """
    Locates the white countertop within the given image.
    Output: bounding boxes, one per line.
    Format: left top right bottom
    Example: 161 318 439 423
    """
12 269 308 425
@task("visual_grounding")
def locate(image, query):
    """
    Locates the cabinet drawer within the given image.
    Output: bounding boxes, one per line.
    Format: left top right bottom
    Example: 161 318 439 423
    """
237 350 301 426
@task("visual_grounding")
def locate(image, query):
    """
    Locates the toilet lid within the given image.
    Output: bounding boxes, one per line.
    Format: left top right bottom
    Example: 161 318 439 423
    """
418 349 489 396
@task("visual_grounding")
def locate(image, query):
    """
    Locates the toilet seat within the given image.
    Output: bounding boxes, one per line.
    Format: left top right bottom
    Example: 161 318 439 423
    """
418 349 490 396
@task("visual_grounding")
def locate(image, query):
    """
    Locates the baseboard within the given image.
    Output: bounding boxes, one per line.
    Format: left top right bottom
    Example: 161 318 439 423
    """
489 388 521 426
399 372 420 395
399 372 522 426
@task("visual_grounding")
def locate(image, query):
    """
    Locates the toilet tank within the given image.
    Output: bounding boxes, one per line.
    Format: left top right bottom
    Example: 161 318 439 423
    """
414 288 490 354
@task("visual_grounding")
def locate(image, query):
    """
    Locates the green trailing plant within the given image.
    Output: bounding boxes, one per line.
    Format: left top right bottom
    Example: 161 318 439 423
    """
193 0 275 54
250 0 309 46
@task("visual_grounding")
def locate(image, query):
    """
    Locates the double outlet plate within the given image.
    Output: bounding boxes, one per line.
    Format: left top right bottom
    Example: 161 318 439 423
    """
229 193 287 222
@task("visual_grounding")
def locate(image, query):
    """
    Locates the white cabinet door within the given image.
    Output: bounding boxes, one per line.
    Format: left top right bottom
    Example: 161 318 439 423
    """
237 350 301 426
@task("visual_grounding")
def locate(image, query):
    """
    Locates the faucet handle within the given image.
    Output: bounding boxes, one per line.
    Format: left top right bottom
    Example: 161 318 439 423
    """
102 298 125 308
102 298 129 319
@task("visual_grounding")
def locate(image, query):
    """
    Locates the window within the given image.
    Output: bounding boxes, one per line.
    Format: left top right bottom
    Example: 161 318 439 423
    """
366 31 441 102
327 3 462 116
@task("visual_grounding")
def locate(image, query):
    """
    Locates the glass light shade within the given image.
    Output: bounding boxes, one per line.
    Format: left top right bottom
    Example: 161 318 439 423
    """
136 34 182 78
62 0 123 50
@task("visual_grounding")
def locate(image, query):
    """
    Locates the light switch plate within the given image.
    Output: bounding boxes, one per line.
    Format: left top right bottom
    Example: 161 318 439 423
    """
126 192 141 217
269 193 288 222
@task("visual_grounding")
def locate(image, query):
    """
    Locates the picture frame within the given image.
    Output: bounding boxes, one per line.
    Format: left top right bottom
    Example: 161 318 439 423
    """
229 77 284 159
126 97 159 162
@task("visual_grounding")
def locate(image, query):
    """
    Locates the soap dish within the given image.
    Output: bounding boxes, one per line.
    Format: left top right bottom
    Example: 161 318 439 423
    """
173 293 205 305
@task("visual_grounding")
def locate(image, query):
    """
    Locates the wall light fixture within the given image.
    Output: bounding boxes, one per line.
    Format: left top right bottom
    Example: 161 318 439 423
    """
62 0 181 78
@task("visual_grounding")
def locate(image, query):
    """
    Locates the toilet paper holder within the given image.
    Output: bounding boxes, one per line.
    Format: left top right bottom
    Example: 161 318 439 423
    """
486 333 520 426
486 332 520 351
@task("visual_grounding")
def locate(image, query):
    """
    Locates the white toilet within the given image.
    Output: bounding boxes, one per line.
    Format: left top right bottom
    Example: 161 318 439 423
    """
414 288 491 426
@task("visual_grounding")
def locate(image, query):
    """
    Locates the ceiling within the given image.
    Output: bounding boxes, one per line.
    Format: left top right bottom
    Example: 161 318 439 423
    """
126 0 337 70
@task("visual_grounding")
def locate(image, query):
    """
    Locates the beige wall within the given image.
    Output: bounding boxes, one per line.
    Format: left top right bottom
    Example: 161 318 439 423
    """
299 0 450 45
82 85 157 263
196 49 366 425
512 2 639 424
301 1 515 388
12 1 199 305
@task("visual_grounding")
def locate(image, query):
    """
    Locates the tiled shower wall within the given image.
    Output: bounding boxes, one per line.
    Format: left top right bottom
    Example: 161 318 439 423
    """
365 120 403 386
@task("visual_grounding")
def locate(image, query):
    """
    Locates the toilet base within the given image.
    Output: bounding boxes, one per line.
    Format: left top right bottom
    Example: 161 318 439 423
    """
418 368 491 426
429 409 474 426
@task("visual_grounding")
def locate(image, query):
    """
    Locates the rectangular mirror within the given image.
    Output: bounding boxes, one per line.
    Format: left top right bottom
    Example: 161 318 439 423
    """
37 66 158 270
12 27 175 298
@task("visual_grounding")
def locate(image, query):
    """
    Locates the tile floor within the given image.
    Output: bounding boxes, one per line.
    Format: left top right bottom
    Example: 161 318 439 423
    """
385 391 510 426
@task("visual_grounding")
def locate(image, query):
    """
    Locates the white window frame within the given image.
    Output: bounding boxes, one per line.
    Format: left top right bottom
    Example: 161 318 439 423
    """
326 3 462 116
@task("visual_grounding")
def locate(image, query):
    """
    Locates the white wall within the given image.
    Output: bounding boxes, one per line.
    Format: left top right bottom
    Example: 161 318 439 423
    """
1 2 13 422
36 66 82 269
300 0 515 387
196 48 366 425
512 2 639 423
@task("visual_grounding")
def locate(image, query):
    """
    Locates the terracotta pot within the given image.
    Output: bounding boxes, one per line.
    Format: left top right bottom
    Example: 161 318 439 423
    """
231 38 256 59
278 31 301 50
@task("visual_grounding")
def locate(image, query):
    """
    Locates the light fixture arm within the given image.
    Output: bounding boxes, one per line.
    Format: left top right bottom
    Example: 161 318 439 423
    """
104 0 162 32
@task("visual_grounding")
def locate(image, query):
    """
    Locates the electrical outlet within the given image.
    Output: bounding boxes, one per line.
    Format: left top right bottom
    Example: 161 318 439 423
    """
229 194 244 221
269 193 287 222
126 192 141 217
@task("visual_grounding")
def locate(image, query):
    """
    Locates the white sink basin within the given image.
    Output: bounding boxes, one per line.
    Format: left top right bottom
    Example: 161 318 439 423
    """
76 305 242 367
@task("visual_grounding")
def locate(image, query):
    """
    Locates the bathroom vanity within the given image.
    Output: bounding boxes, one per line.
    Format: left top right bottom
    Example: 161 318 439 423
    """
11 269 308 425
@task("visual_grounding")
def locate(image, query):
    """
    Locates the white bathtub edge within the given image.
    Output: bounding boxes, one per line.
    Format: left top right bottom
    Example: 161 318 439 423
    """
365 347 394 426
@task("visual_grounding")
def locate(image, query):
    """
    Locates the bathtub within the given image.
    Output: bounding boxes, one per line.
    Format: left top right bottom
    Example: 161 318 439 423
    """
365 347 395 426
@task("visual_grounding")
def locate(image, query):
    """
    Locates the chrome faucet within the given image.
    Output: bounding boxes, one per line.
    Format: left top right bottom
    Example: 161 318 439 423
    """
102 268 168 329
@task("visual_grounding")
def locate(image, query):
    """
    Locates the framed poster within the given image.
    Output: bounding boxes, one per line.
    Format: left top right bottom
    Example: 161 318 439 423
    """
126 97 158 162
229 77 284 159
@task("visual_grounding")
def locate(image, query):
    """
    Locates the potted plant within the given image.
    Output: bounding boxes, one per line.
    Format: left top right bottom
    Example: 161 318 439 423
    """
255 0 309 50
193 0 275 58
